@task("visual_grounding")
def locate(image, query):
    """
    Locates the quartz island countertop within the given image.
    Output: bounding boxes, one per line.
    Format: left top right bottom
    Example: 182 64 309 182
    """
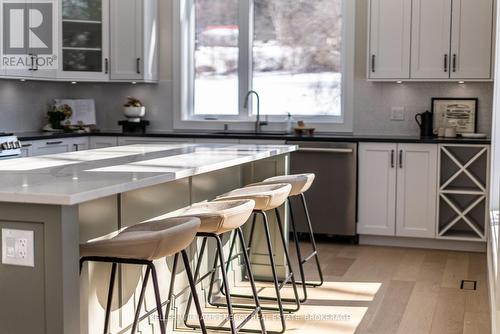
0 143 296 205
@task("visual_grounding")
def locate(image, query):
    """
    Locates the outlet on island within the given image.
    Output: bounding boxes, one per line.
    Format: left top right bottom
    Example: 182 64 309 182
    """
390 107 405 121
1 229 34 267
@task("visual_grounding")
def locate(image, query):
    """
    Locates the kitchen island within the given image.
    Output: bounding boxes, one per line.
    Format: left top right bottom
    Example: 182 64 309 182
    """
0 143 296 334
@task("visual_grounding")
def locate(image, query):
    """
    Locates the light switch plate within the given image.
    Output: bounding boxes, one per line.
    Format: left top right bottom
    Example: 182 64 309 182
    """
2 228 34 267
390 107 405 121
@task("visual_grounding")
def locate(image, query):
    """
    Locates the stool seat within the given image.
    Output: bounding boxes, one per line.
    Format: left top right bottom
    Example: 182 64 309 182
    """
160 200 255 234
80 217 201 260
217 183 291 211
255 174 315 196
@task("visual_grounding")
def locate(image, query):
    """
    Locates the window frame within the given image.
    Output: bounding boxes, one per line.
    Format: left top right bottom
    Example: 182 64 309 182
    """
173 0 355 132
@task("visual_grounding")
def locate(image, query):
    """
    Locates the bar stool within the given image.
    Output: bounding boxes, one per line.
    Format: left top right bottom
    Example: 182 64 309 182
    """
213 183 301 334
79 217 207 334
164 199 267 334
250 174 323 303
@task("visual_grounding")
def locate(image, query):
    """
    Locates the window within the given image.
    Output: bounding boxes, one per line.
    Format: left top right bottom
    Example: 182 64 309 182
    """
174 0 354 131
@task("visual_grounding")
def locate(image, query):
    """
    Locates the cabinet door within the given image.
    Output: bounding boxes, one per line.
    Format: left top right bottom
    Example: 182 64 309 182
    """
411 0 452 79
89 136 118 148
368 0 411 79
110 0 142 80
32 140 73 156
59 0 110 80
358 143 397 236
1 1 32 78
396 144 438 238
450 0 494 79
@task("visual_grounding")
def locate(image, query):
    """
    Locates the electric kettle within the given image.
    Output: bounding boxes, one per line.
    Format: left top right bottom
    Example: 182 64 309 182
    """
415 110 434 138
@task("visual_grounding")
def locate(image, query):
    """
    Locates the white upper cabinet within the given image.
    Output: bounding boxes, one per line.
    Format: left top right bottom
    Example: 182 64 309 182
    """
368 0 494 80
450 0 494 79
358 143 397 236
410 0 452 79
395 144 438 238
110 0 158 81
58 0 110 81
368 0 411 79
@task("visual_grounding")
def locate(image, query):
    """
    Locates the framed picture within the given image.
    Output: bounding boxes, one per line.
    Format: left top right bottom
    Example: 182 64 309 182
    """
432 98 478 134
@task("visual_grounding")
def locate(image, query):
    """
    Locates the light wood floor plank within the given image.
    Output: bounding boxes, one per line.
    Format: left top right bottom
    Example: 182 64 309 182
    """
429 288 466 334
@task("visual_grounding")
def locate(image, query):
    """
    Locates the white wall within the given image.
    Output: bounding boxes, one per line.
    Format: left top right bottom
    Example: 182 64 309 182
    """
0 0 494 135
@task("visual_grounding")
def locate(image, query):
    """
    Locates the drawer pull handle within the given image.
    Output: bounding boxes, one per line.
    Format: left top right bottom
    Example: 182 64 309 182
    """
391 150 395 168
46 141 63 145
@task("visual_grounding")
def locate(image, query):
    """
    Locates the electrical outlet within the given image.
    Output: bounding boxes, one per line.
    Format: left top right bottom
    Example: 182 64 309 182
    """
390 107 405 121
2 229 34 267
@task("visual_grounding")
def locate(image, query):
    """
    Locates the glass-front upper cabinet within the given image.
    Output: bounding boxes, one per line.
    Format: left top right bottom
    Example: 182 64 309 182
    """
59 0 109 80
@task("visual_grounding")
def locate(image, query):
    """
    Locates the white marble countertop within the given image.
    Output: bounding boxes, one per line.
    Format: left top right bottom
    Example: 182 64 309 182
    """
0 143 297 205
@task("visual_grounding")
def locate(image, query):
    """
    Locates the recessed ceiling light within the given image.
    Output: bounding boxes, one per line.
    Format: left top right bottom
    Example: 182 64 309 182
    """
396 81 403 84
20 79 26 82
71 81 77 84
458 81 465 84
132 81 137 85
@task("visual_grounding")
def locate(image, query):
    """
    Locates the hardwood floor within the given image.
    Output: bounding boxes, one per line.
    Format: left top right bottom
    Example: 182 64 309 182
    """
178 241 491 334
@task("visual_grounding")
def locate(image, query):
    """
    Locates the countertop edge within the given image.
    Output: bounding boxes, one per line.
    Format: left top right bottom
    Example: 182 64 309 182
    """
15 131 492 145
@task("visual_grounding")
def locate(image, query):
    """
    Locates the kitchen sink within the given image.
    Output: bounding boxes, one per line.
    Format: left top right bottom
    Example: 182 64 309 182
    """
213 131 289 136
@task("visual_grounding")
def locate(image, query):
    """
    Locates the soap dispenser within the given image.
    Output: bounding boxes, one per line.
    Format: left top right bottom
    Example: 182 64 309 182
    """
286 113 294 134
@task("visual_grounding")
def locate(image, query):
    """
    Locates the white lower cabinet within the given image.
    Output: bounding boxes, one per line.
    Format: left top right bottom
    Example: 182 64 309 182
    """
26 137 89 156
89 136 119 149
117 137 195 145
358 142 438 238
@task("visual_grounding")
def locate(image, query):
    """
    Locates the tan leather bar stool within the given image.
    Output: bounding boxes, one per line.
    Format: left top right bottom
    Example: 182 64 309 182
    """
250 174 323 303
163 199 267 334
79 217 207 334
213 183 301 334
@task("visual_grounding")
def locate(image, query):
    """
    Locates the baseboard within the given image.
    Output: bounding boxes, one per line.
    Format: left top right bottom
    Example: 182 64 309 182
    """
359 235 486 252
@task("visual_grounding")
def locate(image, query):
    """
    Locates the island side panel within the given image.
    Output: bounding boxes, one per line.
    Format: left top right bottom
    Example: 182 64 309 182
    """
0 203 80 334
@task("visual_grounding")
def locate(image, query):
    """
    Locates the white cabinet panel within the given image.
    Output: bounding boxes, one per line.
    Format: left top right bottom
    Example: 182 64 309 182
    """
89 136 118 148
110 0 158 81
358 143 397 236
368 0 411 79
117 137 195 145
110 0 142 80
450 0 494 79
396 144 438 238
411 0 452 79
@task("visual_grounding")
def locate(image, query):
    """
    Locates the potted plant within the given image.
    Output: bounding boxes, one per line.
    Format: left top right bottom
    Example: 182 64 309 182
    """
123 96 145 122
45 104 73 131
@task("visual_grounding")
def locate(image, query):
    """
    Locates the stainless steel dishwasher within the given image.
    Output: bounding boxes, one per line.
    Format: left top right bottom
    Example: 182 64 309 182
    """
287 141 357 237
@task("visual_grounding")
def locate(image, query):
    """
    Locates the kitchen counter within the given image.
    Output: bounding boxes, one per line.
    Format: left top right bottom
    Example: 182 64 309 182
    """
0 143 296 205
0 143 294 334
15 130 492 145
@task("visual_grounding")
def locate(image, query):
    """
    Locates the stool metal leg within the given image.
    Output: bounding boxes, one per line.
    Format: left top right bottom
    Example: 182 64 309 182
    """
163 253 179 325
297 193 324 287
148 263 166 334
235 226 267 334
215 210 301 312
288 199 308 302
131 266 151 333
184 232 266 334
104 263 117 334
180 249 208 334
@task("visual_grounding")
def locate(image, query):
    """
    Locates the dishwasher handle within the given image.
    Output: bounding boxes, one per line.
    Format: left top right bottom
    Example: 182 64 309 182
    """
298 147 354 154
